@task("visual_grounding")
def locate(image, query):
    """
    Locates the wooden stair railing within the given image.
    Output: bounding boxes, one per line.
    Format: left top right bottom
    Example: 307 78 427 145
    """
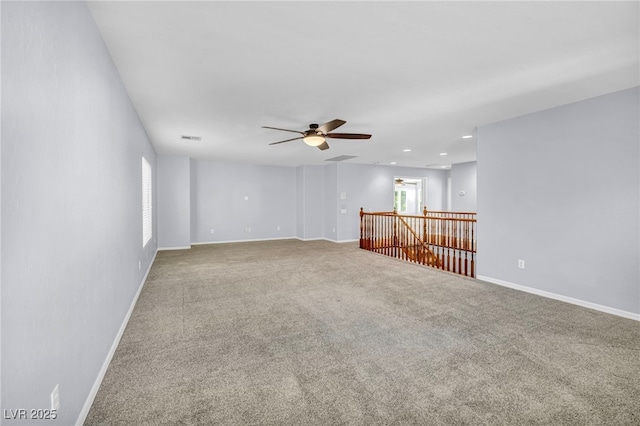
359 207 477 277
396 214 442 268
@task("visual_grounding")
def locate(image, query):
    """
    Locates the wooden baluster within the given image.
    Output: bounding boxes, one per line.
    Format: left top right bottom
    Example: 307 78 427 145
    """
372 214 375 251
464 250 468 276
389 214 392 255
413 222 418 264
471 251 475 278
472 220 476 252
392 211 396 258
442 218 447 247
377 214 381 253
463 220 468 251
404 222 408 261
465 221 473 250
384 214 387 254
404 225 408 261
406 219 410 262
421 211 426 265
385 212 388 255
371 214 375 252
382 214 386 254
374 214 377 252
372 214 375 250
453 221 458 273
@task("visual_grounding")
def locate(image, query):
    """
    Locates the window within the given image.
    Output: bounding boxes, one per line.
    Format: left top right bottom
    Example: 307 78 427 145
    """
142 156 152 247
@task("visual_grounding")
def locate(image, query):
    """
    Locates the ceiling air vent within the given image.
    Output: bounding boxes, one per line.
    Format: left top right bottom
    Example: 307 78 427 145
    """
181 135 202 141
325 155 358 162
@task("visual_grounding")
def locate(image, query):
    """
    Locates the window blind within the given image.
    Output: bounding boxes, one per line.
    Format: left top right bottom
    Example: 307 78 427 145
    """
142 156 152 247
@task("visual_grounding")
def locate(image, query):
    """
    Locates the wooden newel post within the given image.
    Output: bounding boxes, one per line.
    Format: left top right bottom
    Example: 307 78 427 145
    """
359 208 364 248
392 208 397 257
423 206 428 244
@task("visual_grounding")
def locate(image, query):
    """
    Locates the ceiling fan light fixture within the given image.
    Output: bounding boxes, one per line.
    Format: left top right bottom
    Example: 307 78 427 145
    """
303 134 326 147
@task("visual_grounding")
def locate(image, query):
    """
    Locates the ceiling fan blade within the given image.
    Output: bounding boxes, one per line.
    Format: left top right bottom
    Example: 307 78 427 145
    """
317 141 330 150
268 136 303 145
317 119 346 134
326 133 372 139
262 126 304 135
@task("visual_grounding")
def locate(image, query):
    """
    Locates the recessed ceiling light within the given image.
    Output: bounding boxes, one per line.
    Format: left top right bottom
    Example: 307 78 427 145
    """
462 135 473 139
403 148 412 152
441 165 450 168
440 152 447 156
390 161 397 165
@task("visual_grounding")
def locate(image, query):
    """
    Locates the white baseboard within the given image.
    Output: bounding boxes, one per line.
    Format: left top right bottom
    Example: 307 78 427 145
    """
324 238 360 243
477 275 640 322
191 237 358 245
157 245 191 251
296 237 359 243
76 249 158 426
191 236 295 245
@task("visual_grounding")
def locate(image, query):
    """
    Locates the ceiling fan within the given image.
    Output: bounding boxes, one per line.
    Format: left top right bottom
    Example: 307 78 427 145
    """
395 178 418 185
262 119 371 151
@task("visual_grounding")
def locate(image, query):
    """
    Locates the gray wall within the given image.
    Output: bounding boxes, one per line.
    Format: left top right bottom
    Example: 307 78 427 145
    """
451 161 477 212
477 87 639 315
296 166 304 237
1 2 157 424
296 165 325 240
190 158 198 243
191 160 297 243
159 159 450 244
323 163 339 240
158 156 191 249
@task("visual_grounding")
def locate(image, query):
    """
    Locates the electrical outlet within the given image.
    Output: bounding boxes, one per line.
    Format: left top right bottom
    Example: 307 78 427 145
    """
138 260 141 270
51 384 60 411
277 226 280 231
210 229 215 234
245 227 251 233
518 259 525 269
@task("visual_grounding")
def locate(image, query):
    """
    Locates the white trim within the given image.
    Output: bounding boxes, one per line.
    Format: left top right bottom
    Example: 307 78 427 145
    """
157 245 191 251
191 236 295 245
190 237 359 245
76 249 158 426
329 238 359 244
297 237 359 243
477 275 640 322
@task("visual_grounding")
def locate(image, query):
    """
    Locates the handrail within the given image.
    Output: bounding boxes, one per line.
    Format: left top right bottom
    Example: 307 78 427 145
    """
359 208 476 277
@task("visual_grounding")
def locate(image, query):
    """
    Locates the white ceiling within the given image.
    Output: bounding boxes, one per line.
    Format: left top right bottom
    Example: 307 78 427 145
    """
87 1 639 169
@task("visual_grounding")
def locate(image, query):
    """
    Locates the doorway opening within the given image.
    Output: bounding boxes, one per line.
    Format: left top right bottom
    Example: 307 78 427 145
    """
393 177 425 215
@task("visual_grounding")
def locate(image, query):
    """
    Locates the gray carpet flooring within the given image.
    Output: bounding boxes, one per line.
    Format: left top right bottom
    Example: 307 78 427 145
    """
85 239 640 425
